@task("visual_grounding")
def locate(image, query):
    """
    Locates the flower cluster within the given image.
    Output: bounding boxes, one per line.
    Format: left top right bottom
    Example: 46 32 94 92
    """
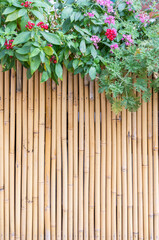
88 12 95 17
4 39 14 49
105 28 117 41
90 35 101 49
104 15 115 25
37 22 48 30
136 12 150 24
121 34 134 46
21 1 32 7
110 43 118 53
50 56 57 64
25 21 35 29
96 0 114 12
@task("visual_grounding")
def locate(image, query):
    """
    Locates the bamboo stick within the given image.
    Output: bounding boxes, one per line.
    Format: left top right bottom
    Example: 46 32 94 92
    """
79 74 84 240
127 110 133 240
111 111 116 240
62 67 68 240
57 80 62 240
0 66 4 240
148 86 153 239
16 62 22 240
33 71 39 240
10 69 16 240
122 108 127 240
39 77 45 240
21 67 28 240
153 90 158 239
101 92 106 240
142 99 148 239
74 74 78 240
84 75 89 240
27 76 34 240
51 80 57 240
106 100 111 240
117 112 122 240
137 93 143 240
89 80 95 240
95 80 100 240
45 79 51 240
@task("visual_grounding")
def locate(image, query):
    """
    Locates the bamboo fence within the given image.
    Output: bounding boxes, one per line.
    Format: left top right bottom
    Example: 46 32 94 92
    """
0 66 158 240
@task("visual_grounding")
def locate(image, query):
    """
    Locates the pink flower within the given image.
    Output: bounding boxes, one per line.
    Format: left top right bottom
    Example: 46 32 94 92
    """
110 43 119 52
90 35 101 49
96 0 114 13
104 15 115 25
88 12 95 17
122 34 134 46
136 12 150 23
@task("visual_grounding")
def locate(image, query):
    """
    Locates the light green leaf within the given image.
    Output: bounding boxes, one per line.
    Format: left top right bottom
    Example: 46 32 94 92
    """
40 31 61 45
43 46 54 56
30 55 41 75
80 40 86 53
40 51 45 63
41 71 49 82
3 6 16 15
30 48 41 58
90 45 97 58
61 7 73 19
13 32 31 45
18 8 27 17
31 10 45 21
55 63 63 80
118 3 126 12
6 10 19 22
16 46 30 54
89 66 96 80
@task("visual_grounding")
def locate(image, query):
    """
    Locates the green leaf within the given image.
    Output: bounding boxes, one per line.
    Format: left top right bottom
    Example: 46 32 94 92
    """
16 46 30 54
15 52 29 62
89 66 96 80
55 63 63 80
40 31 61 45
118 3 126 12
40 51 45 63
41 71 49 82
31 10 45 21
43 46 54 56
61 7 73 19
6 10 19 22
90 45 97 58
13 32 31 45
73 59 79 70
18 8 27 17
80 40 86 53
30 48 41 58
3 6 16 15
7 22 17 31
30 55 41 75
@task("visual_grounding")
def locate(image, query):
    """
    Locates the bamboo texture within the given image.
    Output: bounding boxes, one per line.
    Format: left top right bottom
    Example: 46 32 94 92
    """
0 66 158 240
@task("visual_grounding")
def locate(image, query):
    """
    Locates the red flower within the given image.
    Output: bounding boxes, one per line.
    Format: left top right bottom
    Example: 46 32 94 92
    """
4 39 14 49
48 44 53 47
50 56 57 64
105 28 117 41
21 1 32 8
25 21 35 29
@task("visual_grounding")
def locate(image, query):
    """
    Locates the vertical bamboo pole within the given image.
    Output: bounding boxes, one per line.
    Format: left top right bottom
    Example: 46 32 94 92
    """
0 66 4 240
95 80 100 240
132 82 138 240
27 76 34 240
45 79 51 240
106 100 111 240
84 75 89 240
10 69 16 240
137 93 143 240
16 62 22 240
62 67 68 240
122 108 127 240
51 80 57 240
111 111 116 240
39 77 45 240
33 71 39 240
79 75 84 240
21 67 28 240
89 80 95 240
142 99 148 239
101 92 106 240
117 112 121 240
127 110 133 240
148 86 153 240
57 80 62 240
74 74 78 240
153 90 158 239
68 72 74 240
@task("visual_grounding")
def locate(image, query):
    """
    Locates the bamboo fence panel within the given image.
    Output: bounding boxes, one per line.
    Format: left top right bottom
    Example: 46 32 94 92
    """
0 66 158 240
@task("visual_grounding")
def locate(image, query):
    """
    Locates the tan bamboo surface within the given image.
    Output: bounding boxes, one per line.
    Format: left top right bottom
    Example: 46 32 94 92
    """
0 66 159 240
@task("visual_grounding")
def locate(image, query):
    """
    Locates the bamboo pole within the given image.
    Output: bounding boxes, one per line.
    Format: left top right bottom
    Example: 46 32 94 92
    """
68 72 74 240
45 79 51 240
95 80 100 240
101 92 106 240
79 74 84 240
0 66 4 240
137 93 143 240
122 108 127 240
57 80 62 240
111 111 116 240
51 80 57 240
89 80 95 240
10 69 16 240
148 86 153 239
33 71 39 240
27 76 34 240
153 90 158 239
84 75 89 240
62 67 68 240
74 74 78 240
39 77 45 240
21 67 28 240
117 112 122 240
16 62 22 240
106 100 111 240
127 110 133 240
142 99 148 239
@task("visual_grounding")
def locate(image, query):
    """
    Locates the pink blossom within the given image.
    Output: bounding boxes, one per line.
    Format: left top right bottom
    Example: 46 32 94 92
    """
88 12 94 17
104 14 115 25
136 12 150 23
110 43 119 53
126 1 133 5
90 35 101 49
96 0 114 13
122 34 134 46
